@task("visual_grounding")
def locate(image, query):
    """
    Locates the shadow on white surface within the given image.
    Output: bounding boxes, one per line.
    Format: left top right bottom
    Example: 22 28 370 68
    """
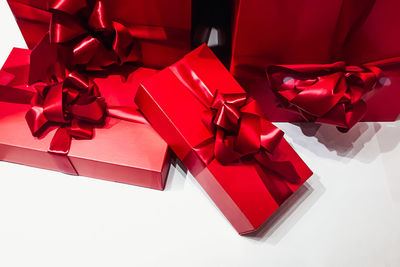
245 174 325 243
376 123 400 154
290 122 393 162
165 155 325 243
376 123 400 202
164 156 188 191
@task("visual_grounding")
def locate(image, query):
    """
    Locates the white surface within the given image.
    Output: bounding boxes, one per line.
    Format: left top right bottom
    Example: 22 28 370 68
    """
0 3 399 266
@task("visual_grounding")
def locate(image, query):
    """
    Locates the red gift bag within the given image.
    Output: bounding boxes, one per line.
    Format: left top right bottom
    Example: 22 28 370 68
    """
231 0 400 130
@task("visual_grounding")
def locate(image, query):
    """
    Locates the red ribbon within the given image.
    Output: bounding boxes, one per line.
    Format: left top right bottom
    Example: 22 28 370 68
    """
170 61 305 203
0 69 148 155
26 71 107 154
28 0 141 84
266 61 391 131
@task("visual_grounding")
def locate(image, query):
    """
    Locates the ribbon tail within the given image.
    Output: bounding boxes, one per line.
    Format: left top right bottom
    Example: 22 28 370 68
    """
48 127 72 155
183 138 215 177
254 150 303 185
169 61 214 108
107 106 149 125
253 145 312 206
364 56 400 69
253 162 294 205
193 138 216 166
0 78 35 104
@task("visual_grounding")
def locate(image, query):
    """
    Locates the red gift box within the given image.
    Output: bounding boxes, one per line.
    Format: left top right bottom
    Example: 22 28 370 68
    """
0 48 170 190
230 0 400 130
7 0 191 68
135 45 313 234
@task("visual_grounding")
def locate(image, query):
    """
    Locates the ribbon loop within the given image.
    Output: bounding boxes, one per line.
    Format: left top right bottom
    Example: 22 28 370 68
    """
260 120 284 154
70 97 106 122
43 83 67 123
235 113 261 155
47 0 87 15
49 13 86 44
25 106 48 136
65 71 90 91
88 0 113 32
68 119 94 139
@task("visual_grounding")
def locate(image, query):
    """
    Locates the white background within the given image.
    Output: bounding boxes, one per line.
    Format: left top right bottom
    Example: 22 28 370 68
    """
1 2 399 266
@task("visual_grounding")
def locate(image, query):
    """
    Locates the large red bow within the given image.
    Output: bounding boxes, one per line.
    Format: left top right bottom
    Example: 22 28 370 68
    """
195 90 303 185
31 0 140 79
267 62 382 131
23 71 148 154
170 61 306 204
26 71 106 154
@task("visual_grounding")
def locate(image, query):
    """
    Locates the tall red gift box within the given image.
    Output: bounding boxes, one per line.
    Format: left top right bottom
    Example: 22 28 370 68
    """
0 48 170 190
135 45 313 234
230 0 400 129
7 0 191 68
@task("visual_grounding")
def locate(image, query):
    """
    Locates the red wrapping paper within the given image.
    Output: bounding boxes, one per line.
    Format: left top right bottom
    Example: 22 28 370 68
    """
230 0 400 126
343 0 400 121
135 45 313 234
7 0 191 68
0 48 170 190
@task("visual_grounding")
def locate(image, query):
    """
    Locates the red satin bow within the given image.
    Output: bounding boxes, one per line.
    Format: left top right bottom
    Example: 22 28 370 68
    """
24 70 148 154
170 62 304 189
267 62 382 131
26 71 107 154
35 0 140 74
196 90 303 185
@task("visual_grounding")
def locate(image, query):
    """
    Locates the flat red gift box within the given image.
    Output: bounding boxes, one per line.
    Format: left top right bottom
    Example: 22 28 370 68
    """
135 45 313 234
0 48 170 190
230 0 400 128
7 0 191 68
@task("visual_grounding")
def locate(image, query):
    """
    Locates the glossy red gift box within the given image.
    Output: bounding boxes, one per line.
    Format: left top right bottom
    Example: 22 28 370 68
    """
135 45 313 234
7 0 191 68
0 48 170 190
230 0 400 128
